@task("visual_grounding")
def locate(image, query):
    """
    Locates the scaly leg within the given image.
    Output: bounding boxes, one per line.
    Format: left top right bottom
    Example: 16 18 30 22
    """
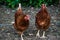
36 30 40 37
40 31 46 38
21 33 24 40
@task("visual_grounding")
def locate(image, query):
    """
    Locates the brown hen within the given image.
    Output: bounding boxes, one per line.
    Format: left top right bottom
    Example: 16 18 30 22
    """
35 4 51 38
13 3 30 34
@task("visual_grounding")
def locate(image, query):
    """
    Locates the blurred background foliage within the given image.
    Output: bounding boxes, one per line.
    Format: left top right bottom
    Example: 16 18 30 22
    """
0 0 59 8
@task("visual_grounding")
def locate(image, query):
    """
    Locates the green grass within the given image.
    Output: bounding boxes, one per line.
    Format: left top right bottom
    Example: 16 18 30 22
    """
0 0 59 9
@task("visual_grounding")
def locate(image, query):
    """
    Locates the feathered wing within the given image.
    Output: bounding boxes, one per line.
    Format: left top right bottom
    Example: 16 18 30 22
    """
35 7 50 30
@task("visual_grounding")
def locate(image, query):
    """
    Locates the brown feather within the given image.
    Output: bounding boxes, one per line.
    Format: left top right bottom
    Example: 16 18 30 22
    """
35 4 50 31
13 8 29 33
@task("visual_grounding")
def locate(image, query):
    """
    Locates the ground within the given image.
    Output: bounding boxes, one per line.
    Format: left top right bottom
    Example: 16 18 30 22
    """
0 5 60 40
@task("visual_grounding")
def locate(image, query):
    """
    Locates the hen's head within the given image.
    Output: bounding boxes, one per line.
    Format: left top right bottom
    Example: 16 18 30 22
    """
17 3 21 10
41 4 46 9
24 15 30 21
17 3 22 13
